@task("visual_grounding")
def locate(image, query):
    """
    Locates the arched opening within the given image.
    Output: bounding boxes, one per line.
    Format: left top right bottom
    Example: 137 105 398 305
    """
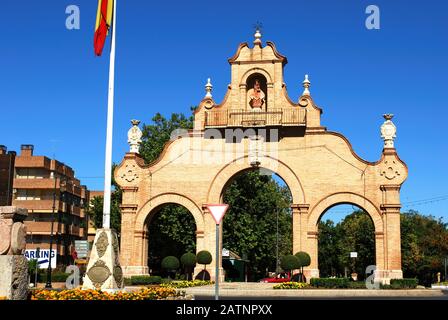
221 168 292 282
318 204 375 281
145 203 196 279
246 73 268 110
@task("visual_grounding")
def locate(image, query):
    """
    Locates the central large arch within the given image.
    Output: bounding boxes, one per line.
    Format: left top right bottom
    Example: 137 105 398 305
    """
207 155 305 205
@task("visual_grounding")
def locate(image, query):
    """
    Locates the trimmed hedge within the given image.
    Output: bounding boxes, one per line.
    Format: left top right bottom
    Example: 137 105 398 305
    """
310 278 350 288
39 272 71 283
130 276 162 285
347 281 367 289
390 278 418 289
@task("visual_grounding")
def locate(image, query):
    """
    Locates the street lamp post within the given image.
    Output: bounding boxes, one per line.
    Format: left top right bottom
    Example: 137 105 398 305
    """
45 170 58 288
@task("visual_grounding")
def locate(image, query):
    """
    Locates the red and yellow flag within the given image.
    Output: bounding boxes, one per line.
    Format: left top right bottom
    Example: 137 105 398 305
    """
94 0 114 56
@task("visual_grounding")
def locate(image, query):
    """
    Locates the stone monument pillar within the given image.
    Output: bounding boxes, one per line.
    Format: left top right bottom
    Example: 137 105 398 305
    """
0 206 28 300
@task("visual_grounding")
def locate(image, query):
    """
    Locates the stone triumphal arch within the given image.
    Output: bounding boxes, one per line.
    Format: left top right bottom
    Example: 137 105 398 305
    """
115 31 408 283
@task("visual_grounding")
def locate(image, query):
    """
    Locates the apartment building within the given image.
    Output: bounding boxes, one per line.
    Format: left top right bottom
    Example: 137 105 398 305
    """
0 145 15 206
12 145 89 265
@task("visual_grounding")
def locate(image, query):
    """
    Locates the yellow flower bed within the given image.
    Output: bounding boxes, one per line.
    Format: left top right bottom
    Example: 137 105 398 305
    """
273 282 309 289
31 287 182 300
160 280 214 288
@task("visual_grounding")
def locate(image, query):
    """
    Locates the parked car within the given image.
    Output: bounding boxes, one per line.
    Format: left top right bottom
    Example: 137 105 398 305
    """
259 272 306 283
259 272 291 283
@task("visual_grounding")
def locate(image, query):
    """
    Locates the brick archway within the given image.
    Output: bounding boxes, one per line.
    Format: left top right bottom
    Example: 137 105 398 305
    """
303 192 386 277
207 155 305 205
120 193 205 276
115 38 407 283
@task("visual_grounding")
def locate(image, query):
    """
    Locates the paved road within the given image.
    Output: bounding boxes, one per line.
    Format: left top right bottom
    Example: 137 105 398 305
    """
181 282 448 300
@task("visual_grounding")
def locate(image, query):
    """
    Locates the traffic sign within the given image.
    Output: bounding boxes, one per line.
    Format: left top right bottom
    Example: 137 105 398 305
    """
24 249 57 269
207 204 229 225
74 240 89 258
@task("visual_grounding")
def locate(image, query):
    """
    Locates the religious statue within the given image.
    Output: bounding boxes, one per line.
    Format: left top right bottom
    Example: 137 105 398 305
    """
248 79 265 110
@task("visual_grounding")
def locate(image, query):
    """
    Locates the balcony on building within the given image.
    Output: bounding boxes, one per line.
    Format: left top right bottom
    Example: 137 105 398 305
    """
204 108 307 128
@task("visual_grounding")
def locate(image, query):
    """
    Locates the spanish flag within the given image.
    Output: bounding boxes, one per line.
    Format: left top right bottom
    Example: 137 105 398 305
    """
94 0 114 56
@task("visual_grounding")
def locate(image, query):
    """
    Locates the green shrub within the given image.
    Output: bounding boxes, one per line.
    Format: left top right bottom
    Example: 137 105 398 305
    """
124 278 132 286
390 278 418 289
273 282 309 289
310 278 350 288
161 256 180 271
280 255 300 272
130 275 162 285
39 272 71 283
181 253 196 267
181 252 197 280
347 281 366 289
294 252 311 268
196 251 212 265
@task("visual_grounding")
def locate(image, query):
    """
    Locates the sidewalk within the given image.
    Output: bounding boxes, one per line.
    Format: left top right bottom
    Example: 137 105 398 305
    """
181 282 447 299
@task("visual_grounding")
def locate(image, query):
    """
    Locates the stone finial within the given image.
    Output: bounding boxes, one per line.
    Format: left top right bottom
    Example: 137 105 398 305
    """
254 28 262 46
302 74 311 96
127 119 142 153
204 78 213 99
380 114 397 148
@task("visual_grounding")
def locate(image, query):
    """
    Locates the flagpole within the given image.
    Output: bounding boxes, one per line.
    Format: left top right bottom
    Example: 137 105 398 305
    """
102 0 117 229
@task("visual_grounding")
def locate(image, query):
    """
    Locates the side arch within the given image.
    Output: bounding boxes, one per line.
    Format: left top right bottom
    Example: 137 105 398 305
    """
207 155 305 204
135 193 205 232
307 192 383 232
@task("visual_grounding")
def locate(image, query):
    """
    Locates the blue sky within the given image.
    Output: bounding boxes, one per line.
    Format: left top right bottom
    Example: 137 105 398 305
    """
0 1 447 222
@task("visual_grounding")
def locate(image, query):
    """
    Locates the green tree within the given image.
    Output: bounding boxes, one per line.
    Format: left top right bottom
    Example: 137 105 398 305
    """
87 163 122 234
317 220 340 277
335 210 375 280
401 210 448 286
139 111 195 165
223 171 292 281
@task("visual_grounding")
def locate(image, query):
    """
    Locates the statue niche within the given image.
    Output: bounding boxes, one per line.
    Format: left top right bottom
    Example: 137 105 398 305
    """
246 74 267 111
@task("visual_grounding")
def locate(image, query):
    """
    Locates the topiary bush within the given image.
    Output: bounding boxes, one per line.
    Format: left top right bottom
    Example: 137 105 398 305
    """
280 255 300 274
196 251 212 265
130 275 162 285
294 251 311 282
181 253 196 267
161 256 180 280
161 256 180 271
181 253 197 280
310 278 350 288
295 252 311 267
196 251 212 280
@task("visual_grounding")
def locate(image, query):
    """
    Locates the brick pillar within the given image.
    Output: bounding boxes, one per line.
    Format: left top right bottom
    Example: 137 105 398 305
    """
292 204 317 281
378 185 403 283
375 231 386 270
